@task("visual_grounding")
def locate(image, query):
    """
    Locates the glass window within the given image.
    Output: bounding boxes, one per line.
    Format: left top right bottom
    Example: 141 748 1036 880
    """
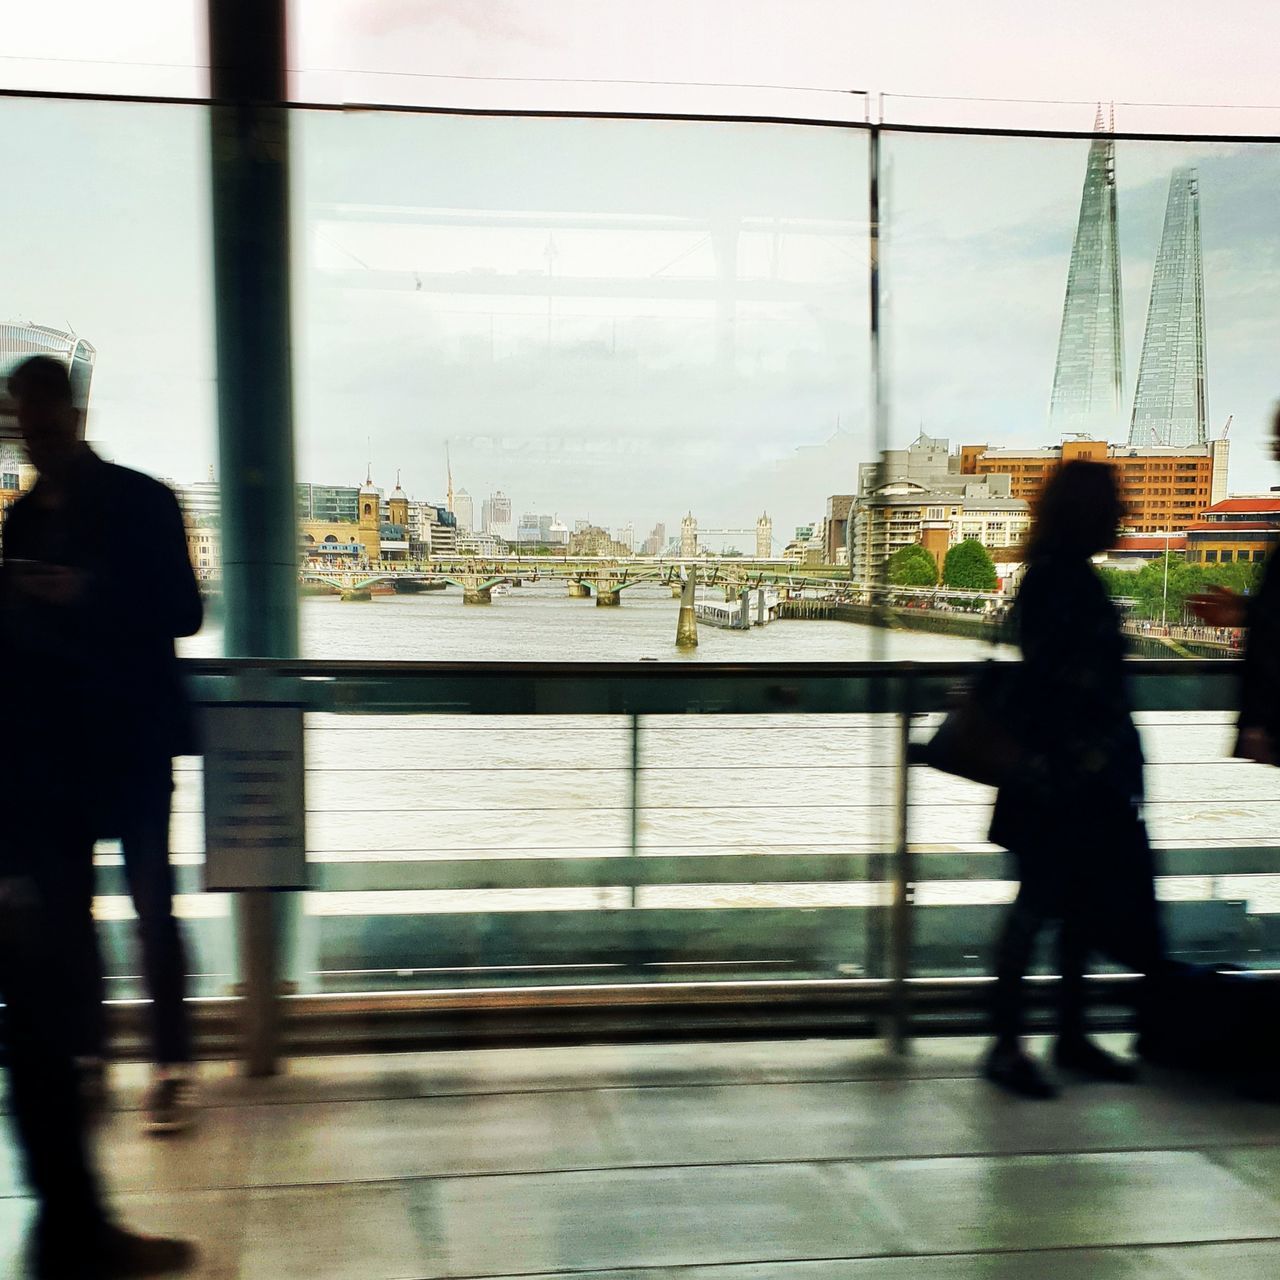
293 110 870 663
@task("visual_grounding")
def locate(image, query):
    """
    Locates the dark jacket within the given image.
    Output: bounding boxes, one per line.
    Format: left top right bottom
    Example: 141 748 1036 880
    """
1 448 203 774
989 552 1144 851
1240 549 1280 749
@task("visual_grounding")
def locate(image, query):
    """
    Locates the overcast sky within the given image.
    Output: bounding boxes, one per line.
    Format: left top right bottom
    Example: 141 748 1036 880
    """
5 2 1280 541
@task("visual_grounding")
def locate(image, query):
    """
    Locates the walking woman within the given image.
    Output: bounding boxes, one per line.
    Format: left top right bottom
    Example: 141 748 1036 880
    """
985 460 1167 1099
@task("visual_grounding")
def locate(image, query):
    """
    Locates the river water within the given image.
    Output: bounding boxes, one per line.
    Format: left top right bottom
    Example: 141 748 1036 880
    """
154 582 1280 989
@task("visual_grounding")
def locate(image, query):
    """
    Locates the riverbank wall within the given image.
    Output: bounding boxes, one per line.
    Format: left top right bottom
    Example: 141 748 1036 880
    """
778 599 1001 643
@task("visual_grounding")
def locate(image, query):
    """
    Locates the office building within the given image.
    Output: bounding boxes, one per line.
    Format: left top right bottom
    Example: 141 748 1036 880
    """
453 487 475 533
298 482 360 525
960 437 1228 533
641 522 667 556
481 490 513 538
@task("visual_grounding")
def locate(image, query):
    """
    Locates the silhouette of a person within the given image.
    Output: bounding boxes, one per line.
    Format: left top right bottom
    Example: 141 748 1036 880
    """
0 359 194 1275
1 355 203 1135
985 460 1167 1099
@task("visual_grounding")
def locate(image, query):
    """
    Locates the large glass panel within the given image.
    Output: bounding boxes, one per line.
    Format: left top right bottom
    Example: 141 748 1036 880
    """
293 110 870 664
0 96 224 999
883 128 1280 976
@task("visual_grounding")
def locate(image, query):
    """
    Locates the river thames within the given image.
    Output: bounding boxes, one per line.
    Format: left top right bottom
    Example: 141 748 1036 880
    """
148 582 1280 994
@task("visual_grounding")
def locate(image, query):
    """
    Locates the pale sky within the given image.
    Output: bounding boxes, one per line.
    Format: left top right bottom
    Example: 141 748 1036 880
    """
4 2 1280 541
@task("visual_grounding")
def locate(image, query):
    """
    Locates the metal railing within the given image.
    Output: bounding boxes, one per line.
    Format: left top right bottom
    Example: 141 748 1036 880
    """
143 656 1275 1059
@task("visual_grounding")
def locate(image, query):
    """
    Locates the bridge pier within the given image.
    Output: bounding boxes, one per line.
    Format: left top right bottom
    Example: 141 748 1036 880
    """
568 580 591 598
340 588 372 603
676 573 698 649
595 589 621 607
672 583 683 598
463 587 493 605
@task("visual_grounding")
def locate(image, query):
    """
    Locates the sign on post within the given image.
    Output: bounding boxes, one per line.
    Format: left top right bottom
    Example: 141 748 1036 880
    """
203 705 307 891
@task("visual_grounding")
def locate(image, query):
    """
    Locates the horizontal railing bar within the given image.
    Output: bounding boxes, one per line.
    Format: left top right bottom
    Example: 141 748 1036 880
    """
311 853 875 891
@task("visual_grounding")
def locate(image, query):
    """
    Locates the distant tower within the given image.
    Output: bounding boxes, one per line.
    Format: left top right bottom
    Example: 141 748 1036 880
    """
680 512 698 558
388 471 409 528
1129 167 1208 447
756 513 772 559
357 469 381 562
1049 105 1124 438
445 441 455 514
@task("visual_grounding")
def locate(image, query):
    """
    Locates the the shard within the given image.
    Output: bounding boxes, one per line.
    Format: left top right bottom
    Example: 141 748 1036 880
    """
1128 167 1208 447
1049 107 1124 436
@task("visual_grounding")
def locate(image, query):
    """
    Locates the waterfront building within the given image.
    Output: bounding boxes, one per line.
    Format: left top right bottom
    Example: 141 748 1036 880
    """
298 482 359 524
857 434 959 498
186 527 221 582
1129 168 1208 448
1095 533 1189 571
457 530 509 557
568 525 632 558
178 471 221 526
517 512 542 544
849 478 1028 584
1050 108 1124 438
1184 495 1280 566
300 520 364 562
959 437 1227 533
824 496 854 563
547 518 570 547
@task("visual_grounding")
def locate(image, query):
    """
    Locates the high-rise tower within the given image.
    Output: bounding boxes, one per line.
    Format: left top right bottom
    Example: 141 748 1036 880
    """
1049 106 1125 437
1128 167 1207 448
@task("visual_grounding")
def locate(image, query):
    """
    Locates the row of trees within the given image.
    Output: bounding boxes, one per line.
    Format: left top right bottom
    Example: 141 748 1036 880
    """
1096 553 1263 621
886 539 999 592
888 538 1260 621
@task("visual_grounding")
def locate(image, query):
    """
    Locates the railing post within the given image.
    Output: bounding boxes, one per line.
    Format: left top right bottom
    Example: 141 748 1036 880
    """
888 669 914 1055
208 0 298 1077
628 711 641 909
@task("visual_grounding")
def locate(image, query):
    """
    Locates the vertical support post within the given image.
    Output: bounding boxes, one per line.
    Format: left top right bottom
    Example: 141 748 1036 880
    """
208 0 298 1077
887 672 914 1055
628 713 641 909
867 126 889 639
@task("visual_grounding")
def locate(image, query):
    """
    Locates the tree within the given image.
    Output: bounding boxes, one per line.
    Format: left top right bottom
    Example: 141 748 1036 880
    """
886 543 938 587
1128 553 1207 622
942 538 998 591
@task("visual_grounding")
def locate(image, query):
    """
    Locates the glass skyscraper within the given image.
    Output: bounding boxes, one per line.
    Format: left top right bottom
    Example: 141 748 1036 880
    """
1128 167 1208 448
1049 112 1124 437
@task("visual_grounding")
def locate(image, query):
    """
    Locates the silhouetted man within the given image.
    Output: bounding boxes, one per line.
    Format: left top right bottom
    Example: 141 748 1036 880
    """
0 361 194 1275
2 355 203 1135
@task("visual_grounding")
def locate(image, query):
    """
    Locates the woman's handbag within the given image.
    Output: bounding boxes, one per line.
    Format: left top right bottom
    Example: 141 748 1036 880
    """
912 662 1026 789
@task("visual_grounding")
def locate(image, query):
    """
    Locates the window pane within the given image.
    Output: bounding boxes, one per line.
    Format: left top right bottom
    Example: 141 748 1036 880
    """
293 109 872 662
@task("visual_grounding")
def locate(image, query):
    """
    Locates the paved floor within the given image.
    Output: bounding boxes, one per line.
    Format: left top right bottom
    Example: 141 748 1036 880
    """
2 1036 1280 1277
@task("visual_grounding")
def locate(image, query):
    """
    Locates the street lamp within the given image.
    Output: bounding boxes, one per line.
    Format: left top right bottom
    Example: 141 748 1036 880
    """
1161 526 1171 628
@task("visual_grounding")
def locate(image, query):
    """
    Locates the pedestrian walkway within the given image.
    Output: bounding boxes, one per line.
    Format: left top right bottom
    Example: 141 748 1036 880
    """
3 1035 1280 1277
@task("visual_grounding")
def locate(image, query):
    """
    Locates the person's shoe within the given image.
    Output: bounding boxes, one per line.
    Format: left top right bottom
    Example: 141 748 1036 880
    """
143 1073 197 1137
983 1046 1058 1100
35 1224 197 1279
1054 1036 1139 1083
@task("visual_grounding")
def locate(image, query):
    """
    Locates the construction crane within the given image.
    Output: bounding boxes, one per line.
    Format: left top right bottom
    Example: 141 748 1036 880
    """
1219 415 1234 439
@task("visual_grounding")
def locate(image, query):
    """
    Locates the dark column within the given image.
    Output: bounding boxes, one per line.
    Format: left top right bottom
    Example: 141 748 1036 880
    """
208 0 297 1076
